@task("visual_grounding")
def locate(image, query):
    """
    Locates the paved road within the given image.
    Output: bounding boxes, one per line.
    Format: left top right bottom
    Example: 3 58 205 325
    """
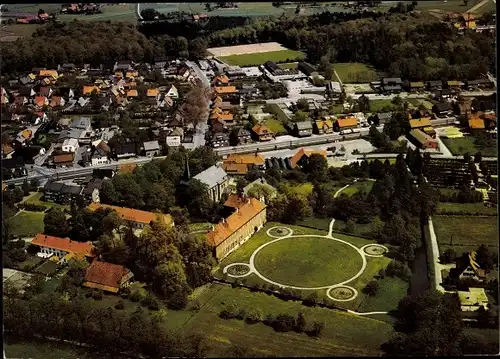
427 217 445 294
468 0 490 13
487 72 497 88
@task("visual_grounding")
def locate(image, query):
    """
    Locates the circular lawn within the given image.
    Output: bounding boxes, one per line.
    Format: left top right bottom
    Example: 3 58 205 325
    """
253 236 363 288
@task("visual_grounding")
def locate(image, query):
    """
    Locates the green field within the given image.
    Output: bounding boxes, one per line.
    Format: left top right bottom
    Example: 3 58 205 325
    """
433 215 498 255
369 99 400 113
24 191 69 211
0 24 41 40
441 137 498 157
357 276 409 312
181 283 393 357
263 117 286 133
437 202 498 215
189 222 213 232
8 211 45 237
340 181 374 197
218 50 305 67
284 182 314 196
254 236 364 288
5 337 92 359
217 223 395 311
59 4 137 23
333 63 378 83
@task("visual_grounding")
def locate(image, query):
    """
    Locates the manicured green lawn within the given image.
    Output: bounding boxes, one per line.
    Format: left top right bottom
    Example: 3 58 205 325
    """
284 182 314 196
263 117 286 133
24 191 69 211
369 99 399 113
433 215 498 255
441 136 498 157
333 63 378 83
254 236 364 287
279 62 298 69
357 277 409 312
436 202 498 215
297 216 331 231
218 49 305 66
332 220 376 238
8 211 45 237
182 283 393 357
217 222 393 311
5 337 92 359
340 181 374 197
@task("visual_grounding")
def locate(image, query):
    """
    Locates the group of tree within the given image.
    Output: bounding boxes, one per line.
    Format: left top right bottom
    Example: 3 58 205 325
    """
4 285 207 358
382 290 498 355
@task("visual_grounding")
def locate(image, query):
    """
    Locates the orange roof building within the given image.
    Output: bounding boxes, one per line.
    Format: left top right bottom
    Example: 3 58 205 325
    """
252 124 274 141
83 85 100 95
34 96 47 107
87 203 174 228
468 118 485 130
83 260 134 293
206 197 267 261
39 69 58 79
32 234 96 258
214 86 237 95
222 153 265 175
127 89 138 97
213 74 230 85
409 117 432 129
147 88 159 97
336 117 358 129
290 148 327 169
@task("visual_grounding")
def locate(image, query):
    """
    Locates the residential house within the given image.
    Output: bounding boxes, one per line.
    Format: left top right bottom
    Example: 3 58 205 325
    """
49 96 65 108
83 260 134 294
447 80 463 89
298 62 317 77
143 140 160 157
314 118 334 134
90 140 111 166
436 88 453 100
166 85 179 99
88 203 174 229
409 81 425 92
466 79 494 90
456 98 473 115
44 181 83 204
191 164 229 202
242 178 277 203
294 121 313 137
2 157 27 178
153 56 167 69
213 74 230 86
34 96 48 108
450 251 487 282
83 85 100 96
252 124 274 142
39 87 53 98
210 132 230 148
335 117 358 132
62 138 79 153
236 128 252 144
206 196 267 261
126 89 138 98
166 127 183 148
468 116 486 132
15 129 34 147
82 178 102 205
214 86 238 98
433 102 453 117
39 70 59 80
409 117 434 136
115 60 133 72
31 233 96 260
381 78 403 93
427 80 443 91
53 152 75 168
457 288 489 312
114 143 137 160
222 153 265 176
2 143 15 159
408 129 438 150
290 148 327 169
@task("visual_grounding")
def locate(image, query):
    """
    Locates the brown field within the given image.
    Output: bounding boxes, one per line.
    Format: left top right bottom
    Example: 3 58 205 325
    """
207 42 288 57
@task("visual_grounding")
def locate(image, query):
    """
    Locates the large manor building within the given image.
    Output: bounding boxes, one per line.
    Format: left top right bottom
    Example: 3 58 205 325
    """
207 195 267 261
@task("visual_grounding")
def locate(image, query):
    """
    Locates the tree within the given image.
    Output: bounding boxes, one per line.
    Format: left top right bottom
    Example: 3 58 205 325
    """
141 8 159 21
235 177 248 197
439 248 456 264
358 95 370 112
311 321 325 337
363 280 379 296
476 244 494 272
344 219 355 233
474 151 482 163
44 208 70 237
302 153 329 182
179 179 213 221
283 193 312 224
296 98 309 111
296 312 307 332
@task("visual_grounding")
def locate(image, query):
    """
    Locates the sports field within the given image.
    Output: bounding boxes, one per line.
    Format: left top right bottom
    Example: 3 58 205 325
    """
219 50 305 67
333 63 378 83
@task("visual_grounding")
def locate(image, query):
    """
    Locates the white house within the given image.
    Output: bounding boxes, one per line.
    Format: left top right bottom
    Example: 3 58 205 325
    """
166 85 179 99
62 138 79 153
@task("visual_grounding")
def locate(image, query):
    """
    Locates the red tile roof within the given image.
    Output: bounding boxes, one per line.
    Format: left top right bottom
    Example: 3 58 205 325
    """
32 234 95 257
87 203 173 226
290 148 327 168
83 260 132 293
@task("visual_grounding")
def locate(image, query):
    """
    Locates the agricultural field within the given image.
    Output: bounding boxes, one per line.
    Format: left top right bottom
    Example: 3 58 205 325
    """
436 202 498 215
181 283 394 357
7 210 45 237
216 222 398 311
59 4 137 23
333 63 378 83
433 215 498 255
218 50 305 67
441 136 498 157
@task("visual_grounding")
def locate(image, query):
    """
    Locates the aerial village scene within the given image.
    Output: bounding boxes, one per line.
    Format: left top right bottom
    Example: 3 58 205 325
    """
1 1 498 358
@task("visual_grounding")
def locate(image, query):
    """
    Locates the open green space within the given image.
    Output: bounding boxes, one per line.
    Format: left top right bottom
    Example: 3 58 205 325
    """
5 336 92 359
333 63 378 83
441 136 498 157
263 117 286 133
24 191 69 210
340 180 374 197
218 49 305 67
436 202 498 215
357 276 409 312
254 236 364 288
217 223 394 311
59 4 137 23
369 99 399 113
433 215 498 255
7 210 45 237
284 182 314 196
181 283 393 357
0 24 41 39
188 222 213 232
